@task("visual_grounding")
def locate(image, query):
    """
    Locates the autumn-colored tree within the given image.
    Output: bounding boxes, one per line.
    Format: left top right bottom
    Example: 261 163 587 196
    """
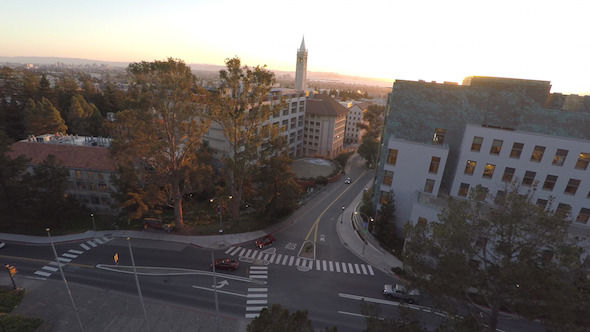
109 58 211 229
212 57 285 224
23 97 67 135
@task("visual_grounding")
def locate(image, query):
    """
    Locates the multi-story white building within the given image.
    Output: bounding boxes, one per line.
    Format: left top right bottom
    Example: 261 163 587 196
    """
303 94 348 158
203 88 306 159
7 134 117 214
373 77 590 236
345 101 369 145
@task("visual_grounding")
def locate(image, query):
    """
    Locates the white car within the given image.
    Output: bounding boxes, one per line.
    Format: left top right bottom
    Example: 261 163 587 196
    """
0 241 5 249
344 177 351 184
383 284 421 303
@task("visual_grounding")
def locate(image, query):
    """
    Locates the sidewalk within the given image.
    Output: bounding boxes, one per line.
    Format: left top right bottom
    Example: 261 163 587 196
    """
0 177 405 331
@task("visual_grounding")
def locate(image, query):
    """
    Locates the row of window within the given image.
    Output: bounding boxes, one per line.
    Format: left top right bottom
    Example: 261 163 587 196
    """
73 170 109 181
455 183 590 224
386 149 442 175
463 160 588 196
470 136 590 170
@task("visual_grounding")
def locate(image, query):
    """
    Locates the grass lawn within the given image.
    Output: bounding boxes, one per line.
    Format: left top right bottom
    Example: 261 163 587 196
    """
0 286 44 332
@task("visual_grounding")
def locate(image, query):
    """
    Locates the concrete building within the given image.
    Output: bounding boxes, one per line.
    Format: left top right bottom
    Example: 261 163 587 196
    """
373 77 590 236
345 101 369 145
203 88 306 159
303 94 348 158
295 37 307 91
7 134 117 214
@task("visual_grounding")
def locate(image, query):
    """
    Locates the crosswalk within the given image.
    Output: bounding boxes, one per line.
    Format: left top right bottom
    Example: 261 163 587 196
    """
33 237 113 279
245 266 269 318
224 246 375 276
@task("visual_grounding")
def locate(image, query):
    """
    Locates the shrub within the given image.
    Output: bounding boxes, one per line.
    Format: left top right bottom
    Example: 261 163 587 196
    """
315 176 328 185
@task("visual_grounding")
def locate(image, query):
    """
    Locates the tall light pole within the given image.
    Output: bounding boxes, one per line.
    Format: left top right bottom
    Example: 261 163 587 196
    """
90 213 96 231
355 211 373 255
340 206 345 223
47 228 84 332
127 238 150 331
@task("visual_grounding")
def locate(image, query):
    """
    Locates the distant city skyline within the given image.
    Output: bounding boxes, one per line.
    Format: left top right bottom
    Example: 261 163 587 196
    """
2 0 589 94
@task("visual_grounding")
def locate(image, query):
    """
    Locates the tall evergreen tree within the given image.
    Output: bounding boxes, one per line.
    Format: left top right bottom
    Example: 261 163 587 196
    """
23 97 67 135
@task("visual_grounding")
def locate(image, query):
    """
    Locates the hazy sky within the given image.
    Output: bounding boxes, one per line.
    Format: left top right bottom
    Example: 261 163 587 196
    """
2 0 589 93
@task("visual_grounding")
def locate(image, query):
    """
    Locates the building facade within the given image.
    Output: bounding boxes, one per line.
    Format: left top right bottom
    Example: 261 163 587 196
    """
345 101 369 145
373 77 590 235
7 134 117 214
303 94 348 158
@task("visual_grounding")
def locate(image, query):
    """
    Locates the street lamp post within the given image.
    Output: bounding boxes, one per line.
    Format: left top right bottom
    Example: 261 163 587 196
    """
340 206 345 223
355 211 373 255
47 228 84 332
90 213 96 231
127 237 150 331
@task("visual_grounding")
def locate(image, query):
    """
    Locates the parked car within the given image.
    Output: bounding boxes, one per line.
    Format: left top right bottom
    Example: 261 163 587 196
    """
211 258 239 271
383 284 421 303
0 241 4 249
143 218 163 230
256 234 275 249
344 177 351 184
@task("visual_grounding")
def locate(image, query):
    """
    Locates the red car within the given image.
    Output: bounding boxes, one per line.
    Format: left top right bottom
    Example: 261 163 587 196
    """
256 234 275 249
211 258 239 271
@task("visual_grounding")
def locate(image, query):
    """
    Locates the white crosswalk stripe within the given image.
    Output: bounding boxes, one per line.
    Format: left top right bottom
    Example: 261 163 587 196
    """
42 266 58 272
93 237 104 244
87 240 97 247
35 270 51 277
62 253 77 259
80 243 90 250
226 246 377 276
245 268 268 319
69 249 84 255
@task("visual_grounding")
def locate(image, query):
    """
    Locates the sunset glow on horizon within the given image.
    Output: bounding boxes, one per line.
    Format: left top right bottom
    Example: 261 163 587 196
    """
2 0 589 94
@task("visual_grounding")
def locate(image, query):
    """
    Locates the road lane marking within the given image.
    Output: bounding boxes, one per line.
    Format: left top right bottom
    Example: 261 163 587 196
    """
191 286 246 298
68 249 84 255
348 263 353 273
282 255 289 265
361 265 367 275
288 256 294 266
248 288 267 292
354 264 360 274
250 266 268 270
367 265 374 275
316 260 320 270
34 271 51 277
335 262 340 272
322 260 327 271
57 257 71 262
87 240 97 247
245 313 260 318
42 266 58 272
62 253 77 259
247 300 267 305
93 238 104 244
342 263 348 273
329 261 334 272
247 293 267 298
80 243 90 250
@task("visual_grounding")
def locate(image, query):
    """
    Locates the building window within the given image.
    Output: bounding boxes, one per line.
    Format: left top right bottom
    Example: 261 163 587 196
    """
575 152 590 170
530 145 545 162
522 171 536 186
510 142 524 159
556 203 571 217
482 164 495 178
383 171 393 186
76 170 82 179
429 157 441 174
536 198 548 209
464 160 476 175
542 175 558 191
387 149 398 165
494 190 506 204
475 187 489 201
501 167 515 182
379 191 390 205
552 149 568 166
489 139 503 155
432 128 446 145
576 208 590 224
471 136 483 152
424 179 435 193
564 179 581 195
89 183 97 191
458 183 470 197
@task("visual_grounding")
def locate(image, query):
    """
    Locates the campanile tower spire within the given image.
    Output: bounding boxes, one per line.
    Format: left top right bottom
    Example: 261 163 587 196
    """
295 36 308 91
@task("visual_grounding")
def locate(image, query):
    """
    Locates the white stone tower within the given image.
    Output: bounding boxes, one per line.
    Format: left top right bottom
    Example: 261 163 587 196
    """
295 37 307 91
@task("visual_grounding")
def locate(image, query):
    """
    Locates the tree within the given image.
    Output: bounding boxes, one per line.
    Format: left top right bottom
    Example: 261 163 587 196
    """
109 58 211 229
247 304 336 332
66 94 103 135
404 184 590 331
23 97 67 135
357 136 379 167
253 139 301 221
360 300 426 332
373 192 397 249
212 57 284 224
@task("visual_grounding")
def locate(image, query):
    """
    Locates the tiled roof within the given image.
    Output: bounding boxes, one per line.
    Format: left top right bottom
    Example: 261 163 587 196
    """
306 94 349 117
6 142 116 172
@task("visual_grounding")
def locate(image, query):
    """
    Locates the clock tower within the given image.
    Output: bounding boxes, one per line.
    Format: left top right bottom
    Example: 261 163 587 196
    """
295 37 307 91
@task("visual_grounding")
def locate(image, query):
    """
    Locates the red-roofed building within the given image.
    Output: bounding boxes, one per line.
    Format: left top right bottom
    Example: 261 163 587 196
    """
303 94 348 158
6 135 118 214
